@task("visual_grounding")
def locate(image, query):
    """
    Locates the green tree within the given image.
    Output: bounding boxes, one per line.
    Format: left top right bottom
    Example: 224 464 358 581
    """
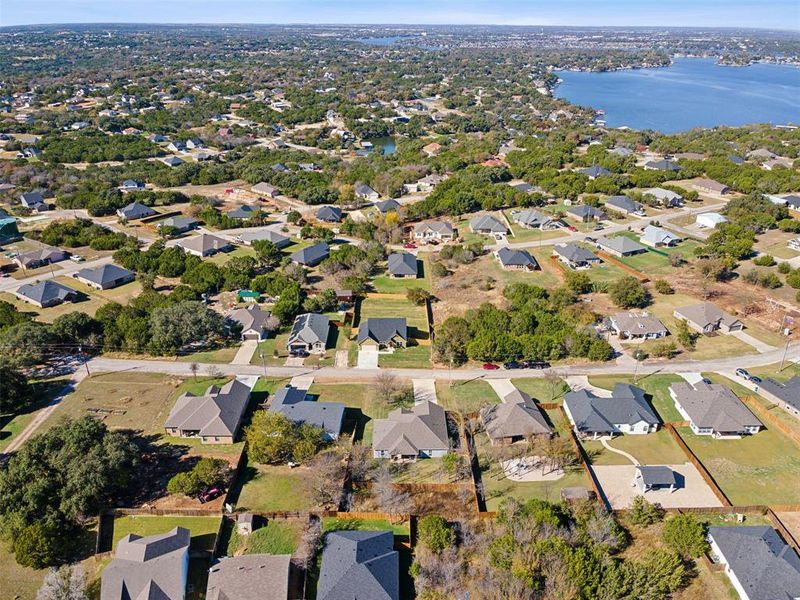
252 240 283 268
663 514 708 559
13 523 70 569
149 301 225 354
608 276 651 308
417 515 454 553
628 495 663 526
0 360 32 414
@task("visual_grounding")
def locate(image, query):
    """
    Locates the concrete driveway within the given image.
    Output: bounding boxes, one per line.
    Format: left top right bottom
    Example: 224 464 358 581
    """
231 339 258 365
412 379 438 404
357 347 379 369
592 463 723 509
729 330 777 354
486 379 518 401
678 372 705 385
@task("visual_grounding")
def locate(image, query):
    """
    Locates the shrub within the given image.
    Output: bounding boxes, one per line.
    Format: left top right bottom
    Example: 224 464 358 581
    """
431 262 449 277
629 496 663 526
608 276 651 308
778 262 792 274
166 458 230 497
753 254 776 267
653 279 674 294
663 514 708 559
417 515 454 553
407 287 432 305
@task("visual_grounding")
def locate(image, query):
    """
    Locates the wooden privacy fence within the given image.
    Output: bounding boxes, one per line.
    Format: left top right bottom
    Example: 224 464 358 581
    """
664 423 731 507
742 395 800 447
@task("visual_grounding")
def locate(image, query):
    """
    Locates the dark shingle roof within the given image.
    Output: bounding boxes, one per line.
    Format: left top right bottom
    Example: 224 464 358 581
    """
637 465 676 487
759 376 800 412
604 195 642 214
374 199 400 213
288 313 330 347
357 318 408 345
496 247 538 269
118 202 156 220
317 531 399 600
17 280 78 305
316 206 343 222
76 264 134 287
290 242 329 266
387 253 418 276
165 378 252 438
564 384 659 434
270 385 345 437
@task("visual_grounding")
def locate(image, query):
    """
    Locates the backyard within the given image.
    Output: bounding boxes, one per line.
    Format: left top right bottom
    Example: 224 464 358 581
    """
581 429 687 465
111 515 221 552
372 256 431 293
225 517 306 556
234 461 315 512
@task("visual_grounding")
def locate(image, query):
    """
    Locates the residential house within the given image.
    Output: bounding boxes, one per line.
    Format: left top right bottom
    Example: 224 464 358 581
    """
673 302 743 334
579 165 611 179
357 318 408 350
373 401 449 460
158 216 199 235
19 192 50 212
609 146 634 157
634 466 677 493
317 531 399 600
413 220 456 242
747 148 777 161
763 157 794 171
206 555 291 600
495 247 539 271
566 204 607 222
290 242 329 267
422 142 442 156
225 305 271 341
101 527 190 600
13 246 67 270
121 179 145 191
669 381 762 438
287 313 330 354
596 236 647 258
117 201 156 221
643 188 683 207
236 229 290 248
673 152 706 161
74 264 135 290
167 141 186 153
165 378 253 444
563 384 660 438
316 205 343 223
552 244 601 269
693 178 730 195
604 195 644 216
758 377 800 418
696 212 729 228
0 209 20 244
641 225 681 248
403 173 446 194
374 199 400 214
469 214 508 235
251 182 279 198
269 385 344 440
608 312 669 340
387 252 418 278
176 234 232 258
227 205 259 220
480 389 552 445
644 159 681 172
707 526 800 600
511 209 554 230
186 137 205 150
160 156 184 167
355 182 379 201
16 280 79 308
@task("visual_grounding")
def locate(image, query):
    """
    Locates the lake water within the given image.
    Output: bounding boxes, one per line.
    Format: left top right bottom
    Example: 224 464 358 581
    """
554 57 800 133
372 136 397 155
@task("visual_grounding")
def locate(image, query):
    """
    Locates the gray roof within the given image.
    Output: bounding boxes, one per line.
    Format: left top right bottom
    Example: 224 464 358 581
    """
609 312 669 336
759 376 800 412
177 234 231 256
708 526 800 600
413 220 454 236
469 214 507 233
290 242 329 266
317 531 399 600
270 385 345 437
158 216 199 232
636 465 676 486
387 253 418 277
597 235 646 255
207 555 291 600
225 305 270 334
604 195 643 214
580 165 611 178
236 229 289 248
355 182 378 197
645 159 681 171
372 400 449 455
76 264 135 287
15 246 67 268
642 225 680 246
374 199 400 213
553 243 600 264
357 318 408 346
674 302 741 330
496 247 538 269
101 527 190 600
165 378 252 437
288 313 330 347
481 390 552 440
644 187 683 203
567 204 606 220
564 384 659 434
227 205 258 219
670 382 762 433
316 206 343 222
17 280 78 305
118 202 156 220
511 209 551 228
20 192 45 207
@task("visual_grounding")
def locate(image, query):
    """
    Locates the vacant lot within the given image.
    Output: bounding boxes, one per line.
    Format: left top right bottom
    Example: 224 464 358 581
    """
111 515 221 552
677 426 800 505
234 462 315 512
436 380 498 413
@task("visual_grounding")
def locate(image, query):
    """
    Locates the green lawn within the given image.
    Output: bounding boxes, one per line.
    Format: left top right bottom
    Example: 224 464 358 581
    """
502 210 565 244
227 518 305 555
234 462 315 512
390 458 452 484
307 382 393 444
177 345 240 364
512 377 570 404
0 540 46 600
112 515 221 552
358 296 429 333
250 332 291 365
372 257 430 293
322 517 410 536
582 429 687 465
588 374 685 423
436 380 498 413
377 344 431 368
208 246 257 266
677 426 800 505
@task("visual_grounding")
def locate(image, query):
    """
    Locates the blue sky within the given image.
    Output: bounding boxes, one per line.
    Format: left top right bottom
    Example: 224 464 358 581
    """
2 0 799 30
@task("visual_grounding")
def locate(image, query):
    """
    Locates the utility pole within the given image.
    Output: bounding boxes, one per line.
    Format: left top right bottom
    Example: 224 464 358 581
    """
78 346 90 376
779 314 794 372
259 351 267 379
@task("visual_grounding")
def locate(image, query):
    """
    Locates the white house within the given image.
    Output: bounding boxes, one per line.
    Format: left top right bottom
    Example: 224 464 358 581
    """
696 212 729 229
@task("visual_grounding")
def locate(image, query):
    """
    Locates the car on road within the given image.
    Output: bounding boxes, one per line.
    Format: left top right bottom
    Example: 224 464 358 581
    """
403 242 417 249
524 360 551 369
198 486 224 503
593 224 605 231
503 361 523 370
482 363 500 370
750 375 762 384
735 368 751 380
566 225 578 232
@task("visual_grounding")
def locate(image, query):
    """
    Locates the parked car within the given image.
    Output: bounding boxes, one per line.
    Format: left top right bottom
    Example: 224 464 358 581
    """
289 349 309 358
735 368 751 380
566 225 578 232
198 486 224 503
524 360 551 369
69 254 85 262
403 242 417 249
503 361 523 370
593 224 605 231
482 363 500 370
750 376 762 384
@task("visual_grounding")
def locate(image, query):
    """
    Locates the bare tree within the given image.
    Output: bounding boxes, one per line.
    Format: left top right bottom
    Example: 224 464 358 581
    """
298 517 323 561
37 565 88 600
372 464 413 516
264 315 280 334
305 449 346 510
206 364 222 379
371 371 399 407
189 362 199 381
